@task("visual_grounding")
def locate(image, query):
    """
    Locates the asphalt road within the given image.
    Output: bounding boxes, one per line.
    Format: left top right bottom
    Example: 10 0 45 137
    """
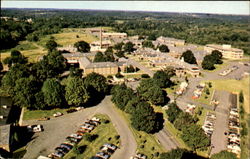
23 96 137 159
155 127 179 151
128 59 154 77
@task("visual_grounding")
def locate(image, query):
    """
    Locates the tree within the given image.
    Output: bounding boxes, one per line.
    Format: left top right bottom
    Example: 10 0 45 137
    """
147 34 157 40
13 76 39 109
125 96 141 114
160 148 204 159
173 112 195 131
104 48 115 62
31 51 66 82
84 72 108 94
211 50 223 64
141 74 150 78
42 78 65 107
137 78 166 105
166 102 182 123
0 61 3 72
124 42 134 53
239 90 244 103
116 51 125 58
159 45 169 53
211 150 237 159
74 41 90 53
3 50 28 67
142 40 154 48
131 101 160 133
111 84 134 110
181 50 197 64
164 66 176 78
69 67 82 78
113 42 124 51
202 55 215 70
65 77 90 106
45 39 58 52
153 70 172 88
94 52 106 62
1 64 30 95
181 124 210 150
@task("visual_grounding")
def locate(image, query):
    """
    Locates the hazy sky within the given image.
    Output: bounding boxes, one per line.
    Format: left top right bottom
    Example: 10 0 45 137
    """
2 1 249 15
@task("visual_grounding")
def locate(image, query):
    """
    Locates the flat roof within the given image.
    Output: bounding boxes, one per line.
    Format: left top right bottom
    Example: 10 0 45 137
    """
0 124 10 146
206 44 243 52
86 62 118 69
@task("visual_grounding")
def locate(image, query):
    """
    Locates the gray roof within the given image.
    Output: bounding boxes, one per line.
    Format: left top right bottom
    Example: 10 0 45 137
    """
0 124 10 146
79 57 91 68
62 52 96 58
86 62 117 69
0 97 12 126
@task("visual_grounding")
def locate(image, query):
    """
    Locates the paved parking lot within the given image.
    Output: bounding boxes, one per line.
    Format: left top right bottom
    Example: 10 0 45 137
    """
210 90 231 156
23 96 137 159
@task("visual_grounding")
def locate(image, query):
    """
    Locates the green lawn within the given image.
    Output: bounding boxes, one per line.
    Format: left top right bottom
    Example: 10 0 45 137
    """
23 108 70 120
193 84 214 105
63 114 120 159
203 76 250 114
113 105 165 158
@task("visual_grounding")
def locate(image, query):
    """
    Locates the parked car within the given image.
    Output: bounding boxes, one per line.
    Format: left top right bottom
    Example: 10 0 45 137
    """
53 112 63 117
27 125 44 132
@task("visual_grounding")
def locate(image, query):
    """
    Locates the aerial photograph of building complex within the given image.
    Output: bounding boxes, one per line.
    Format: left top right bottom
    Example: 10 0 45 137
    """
0 1 249 159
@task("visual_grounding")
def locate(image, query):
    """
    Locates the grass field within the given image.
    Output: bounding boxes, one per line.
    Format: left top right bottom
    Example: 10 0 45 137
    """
63 114 120 159
23 108 70 120
194 87 214 105
203 76 250 113
0 28 99 65
113 105 165 158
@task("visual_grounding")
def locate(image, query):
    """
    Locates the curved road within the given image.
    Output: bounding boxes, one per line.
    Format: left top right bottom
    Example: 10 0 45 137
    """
23 96 136 159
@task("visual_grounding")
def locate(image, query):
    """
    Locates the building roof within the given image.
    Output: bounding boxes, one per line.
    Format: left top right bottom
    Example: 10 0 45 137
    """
79 57 91 68
102 32 127 36
0 124 10 146
62 52 96 58
86 62 117 69
157 36 185 43
206 44 243 52
0 97 12 126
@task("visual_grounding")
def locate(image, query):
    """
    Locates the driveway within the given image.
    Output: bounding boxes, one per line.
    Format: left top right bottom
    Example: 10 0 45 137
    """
23 96 137 159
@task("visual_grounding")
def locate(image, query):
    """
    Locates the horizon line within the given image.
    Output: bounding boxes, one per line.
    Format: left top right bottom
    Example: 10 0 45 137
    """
2 7 249 16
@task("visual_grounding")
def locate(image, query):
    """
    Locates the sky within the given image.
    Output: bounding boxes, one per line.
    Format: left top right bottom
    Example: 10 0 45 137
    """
1 1 249 15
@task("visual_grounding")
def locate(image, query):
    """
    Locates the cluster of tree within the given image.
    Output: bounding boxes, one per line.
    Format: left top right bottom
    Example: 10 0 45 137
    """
111 69 175 133
0 19 32 50
181 50 197 64
158 44 170 53
202 50 223 70
159 148 206 159
1 39 108 110
124 65 139 73
166 103 210 151
111 84 164 133
93 48 115 63
74 41 90 53
3 50 28 68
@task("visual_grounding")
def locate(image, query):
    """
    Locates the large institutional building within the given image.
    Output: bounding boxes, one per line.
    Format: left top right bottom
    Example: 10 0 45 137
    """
204 44 244 59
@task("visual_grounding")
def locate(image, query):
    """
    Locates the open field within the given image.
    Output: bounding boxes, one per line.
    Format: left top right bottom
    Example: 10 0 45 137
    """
113 105 165 158
23 108 71 120
38 28 98 47
0 28 99 65
203 76 250 113
63 114 120 159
